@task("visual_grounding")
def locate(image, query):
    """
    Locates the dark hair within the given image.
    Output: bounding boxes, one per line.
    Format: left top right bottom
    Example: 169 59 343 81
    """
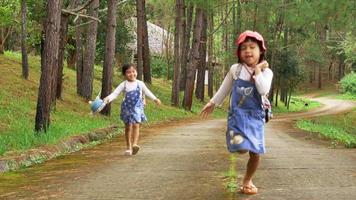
121 63 136 76
237 37 266 63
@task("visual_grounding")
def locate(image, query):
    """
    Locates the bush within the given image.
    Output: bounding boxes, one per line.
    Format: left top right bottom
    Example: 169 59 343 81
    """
340 73 356 94
151 56 173 79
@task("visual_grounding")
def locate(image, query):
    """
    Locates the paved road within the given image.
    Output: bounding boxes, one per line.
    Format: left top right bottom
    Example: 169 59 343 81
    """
0 97 355 200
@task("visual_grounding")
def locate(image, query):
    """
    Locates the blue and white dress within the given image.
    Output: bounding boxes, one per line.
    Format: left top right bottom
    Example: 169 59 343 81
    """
226 78 265 154
210 64 273 155
120 84 147 124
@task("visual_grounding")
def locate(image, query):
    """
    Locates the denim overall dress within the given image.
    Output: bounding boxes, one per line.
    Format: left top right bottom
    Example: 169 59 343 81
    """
120 83 147 124
226 78 266 154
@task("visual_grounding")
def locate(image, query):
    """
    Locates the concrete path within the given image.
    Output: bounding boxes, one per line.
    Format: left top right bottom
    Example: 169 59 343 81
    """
0 97 355 200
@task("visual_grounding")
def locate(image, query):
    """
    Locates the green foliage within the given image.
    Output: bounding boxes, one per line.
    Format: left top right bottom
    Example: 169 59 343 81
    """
275 49 305 94
96 3 134 65
0 0 20 26
296 109 356 148
338 33 356 65
151 56 172 79
339 72 356 94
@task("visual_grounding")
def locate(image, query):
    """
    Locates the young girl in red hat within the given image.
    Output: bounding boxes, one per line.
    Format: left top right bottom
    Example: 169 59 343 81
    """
201 30 273 195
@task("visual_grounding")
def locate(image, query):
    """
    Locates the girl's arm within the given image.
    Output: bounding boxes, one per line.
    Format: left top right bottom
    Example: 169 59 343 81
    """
103 82 125 103
140 82 157 100
201 65 235 118
140 81 161 105
210 66 234 106
254 68 273 95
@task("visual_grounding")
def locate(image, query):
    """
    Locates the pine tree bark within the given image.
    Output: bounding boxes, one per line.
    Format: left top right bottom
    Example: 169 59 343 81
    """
66 35 76 69
183 8 203 110
136 0 144 80
35 0 62 132
100 0 117 115
142 3 151 84
171 0 184 106
207 13 214 98
195 10 207 102
21 0 29 79
56 0 77 100
179 3 193 91
75 13 84 95
82 0 99 100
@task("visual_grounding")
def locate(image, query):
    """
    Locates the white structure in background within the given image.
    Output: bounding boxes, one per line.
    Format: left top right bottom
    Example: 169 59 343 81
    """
126 18 215 86
125 17 173 55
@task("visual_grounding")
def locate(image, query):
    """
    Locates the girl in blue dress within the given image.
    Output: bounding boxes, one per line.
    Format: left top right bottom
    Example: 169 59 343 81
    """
104 64 161 156
201 31 273 195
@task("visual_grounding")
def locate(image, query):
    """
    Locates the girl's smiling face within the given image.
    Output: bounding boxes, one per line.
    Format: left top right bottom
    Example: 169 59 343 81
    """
125 66 137 82
238 39 262 67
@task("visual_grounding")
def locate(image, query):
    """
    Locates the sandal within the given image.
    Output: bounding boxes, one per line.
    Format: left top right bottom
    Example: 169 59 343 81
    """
132 145 140 155
240 185 258 195
124 150 132 156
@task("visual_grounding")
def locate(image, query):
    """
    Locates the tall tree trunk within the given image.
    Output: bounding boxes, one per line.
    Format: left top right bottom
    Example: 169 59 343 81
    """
195 10 207 102
252 1 258 31
183 8 203 111
0 35 3 54
21 0 29 79
75 13 84 95
179 3 193 91
56 12 69 101
207 13 214 98
56 0 77 100
164 23 172 80
82 0 99 100
35 0 62 132
142 2 151 84
171 0 184 106
318 65 322 89
338 55 345 80
66 35 76 69
0 27 12 54
237 0 241 34
136 0 144 80
100 0 117 115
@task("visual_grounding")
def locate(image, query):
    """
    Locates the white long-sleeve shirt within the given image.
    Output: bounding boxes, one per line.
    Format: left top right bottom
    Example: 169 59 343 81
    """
105 80 157 103
211 63 273 106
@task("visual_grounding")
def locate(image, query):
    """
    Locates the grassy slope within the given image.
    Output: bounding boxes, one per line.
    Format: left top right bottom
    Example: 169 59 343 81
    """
0 52 225 156
294 81 356 147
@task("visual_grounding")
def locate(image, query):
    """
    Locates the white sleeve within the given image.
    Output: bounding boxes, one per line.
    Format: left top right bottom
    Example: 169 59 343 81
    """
140 81 157 100
105 82 125 102
254 68 273 95
210 66 235 106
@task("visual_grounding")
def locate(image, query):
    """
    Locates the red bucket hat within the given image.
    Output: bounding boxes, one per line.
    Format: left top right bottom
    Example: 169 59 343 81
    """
235 30 266 52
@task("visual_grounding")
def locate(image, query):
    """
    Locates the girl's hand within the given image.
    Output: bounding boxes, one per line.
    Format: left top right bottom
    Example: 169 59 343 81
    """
256 60 269 71
154 99 161 106
200 101 215 118
103 97 110 104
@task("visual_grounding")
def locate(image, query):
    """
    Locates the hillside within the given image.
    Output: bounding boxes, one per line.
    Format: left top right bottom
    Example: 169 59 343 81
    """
0 52 226 156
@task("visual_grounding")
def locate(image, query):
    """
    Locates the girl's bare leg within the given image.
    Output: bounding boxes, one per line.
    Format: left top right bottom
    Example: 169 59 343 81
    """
125 124 133 151
131 123 141 155
242 151 260 187
132 123 140 146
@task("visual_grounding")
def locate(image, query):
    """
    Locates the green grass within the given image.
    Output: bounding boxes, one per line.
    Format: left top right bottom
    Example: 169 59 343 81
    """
222 155 238 193
272 96 321 114
336 92 356 100
296 109 356 148
0 51 226 156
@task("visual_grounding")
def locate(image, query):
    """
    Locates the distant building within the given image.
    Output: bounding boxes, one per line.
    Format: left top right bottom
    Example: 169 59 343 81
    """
125 17 173 56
